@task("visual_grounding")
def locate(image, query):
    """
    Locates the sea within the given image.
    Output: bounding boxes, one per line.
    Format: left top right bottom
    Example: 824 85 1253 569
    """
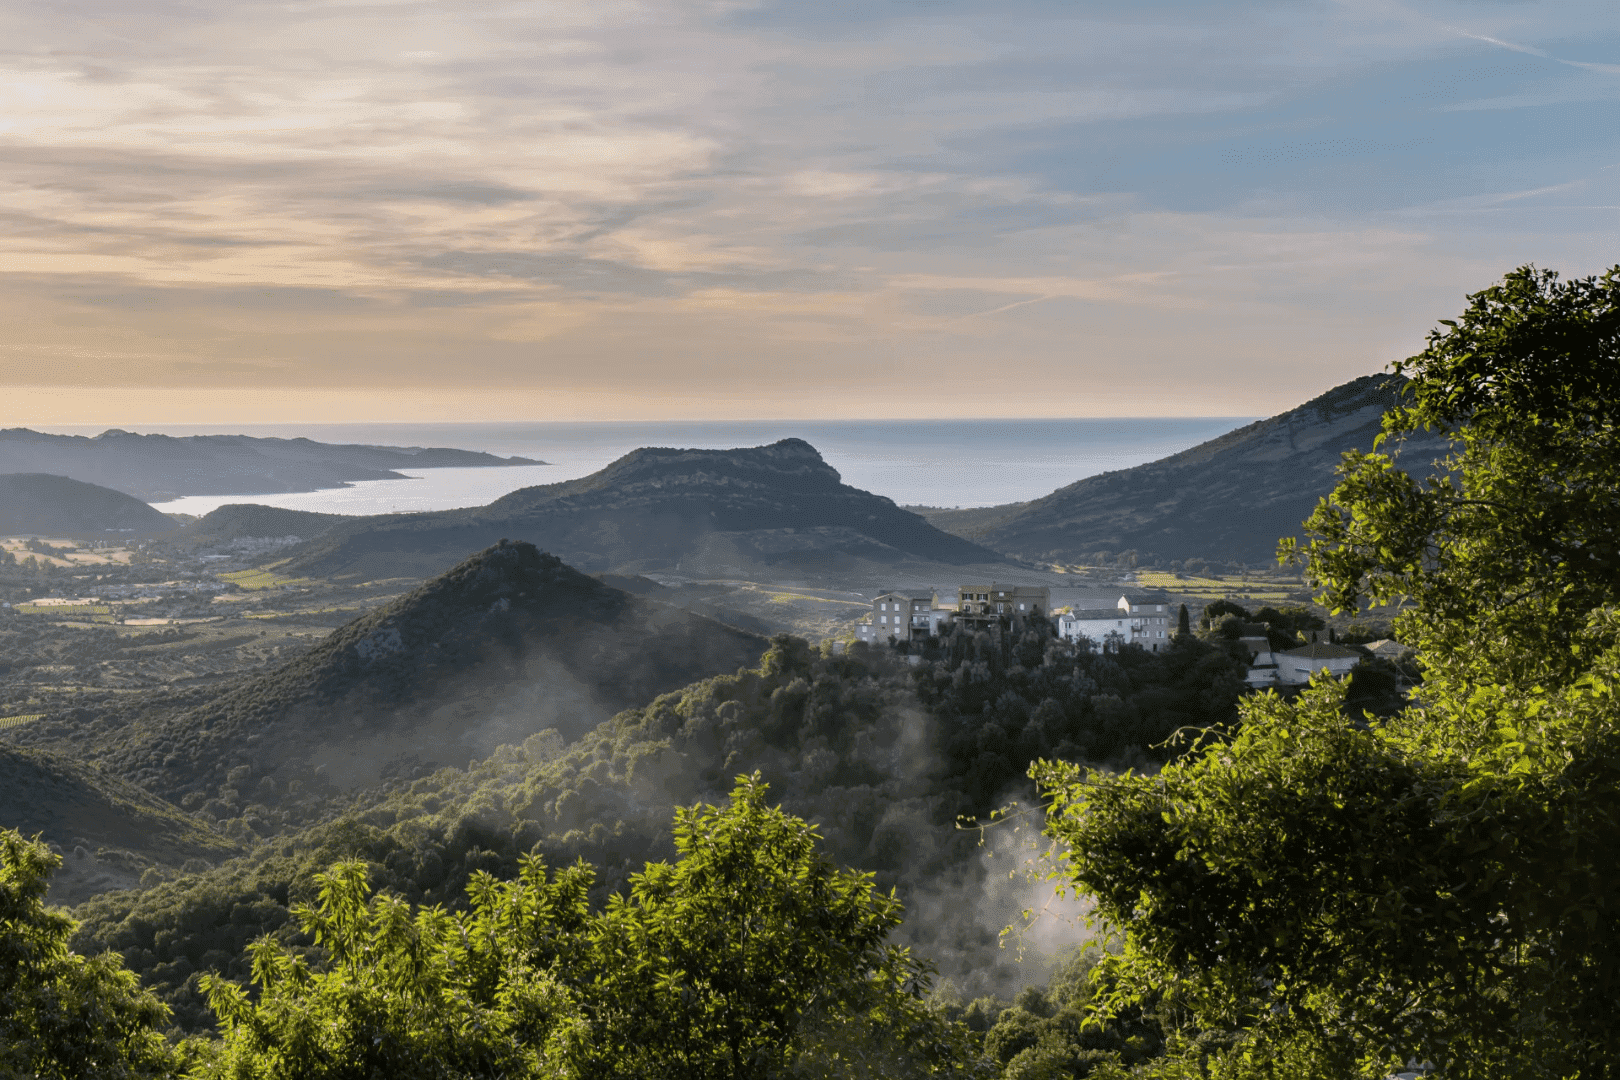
56 418 1256 516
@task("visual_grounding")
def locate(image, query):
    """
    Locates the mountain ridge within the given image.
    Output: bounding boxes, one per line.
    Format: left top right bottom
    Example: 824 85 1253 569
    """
924 374 1449 565
0 428 543 502
273 438 1005 581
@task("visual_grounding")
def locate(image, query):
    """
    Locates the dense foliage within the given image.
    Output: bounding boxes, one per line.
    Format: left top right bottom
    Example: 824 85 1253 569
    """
1 829 177 1079
6 781 976 1079
1037 265 1620 1078
71 624 1248 1035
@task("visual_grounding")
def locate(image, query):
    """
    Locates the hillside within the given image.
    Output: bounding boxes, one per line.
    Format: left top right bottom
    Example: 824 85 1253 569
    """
932 374 1449 566
71 541 765 804
180 503 347 542
275 438 1004 580
0 427 542 502
0 472 180 536
68 626 1250 1031
0 743 237 903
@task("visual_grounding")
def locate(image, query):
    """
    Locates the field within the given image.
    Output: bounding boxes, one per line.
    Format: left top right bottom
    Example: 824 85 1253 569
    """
218 567 319 591
0 714 44 730
1133 569 1307 606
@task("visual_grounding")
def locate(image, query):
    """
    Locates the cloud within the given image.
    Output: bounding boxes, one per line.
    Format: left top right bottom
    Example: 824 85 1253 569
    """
1 0 1618 419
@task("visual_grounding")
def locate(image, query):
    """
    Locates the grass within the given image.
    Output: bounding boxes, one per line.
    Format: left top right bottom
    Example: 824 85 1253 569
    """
766 592 871 607
1134 570 1305 604
0 714 44 730
219 568 318 591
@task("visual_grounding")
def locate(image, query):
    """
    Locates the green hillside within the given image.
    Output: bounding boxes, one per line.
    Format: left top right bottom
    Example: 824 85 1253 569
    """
46 541 767 806
68 625 1248 1032
0 743 237 904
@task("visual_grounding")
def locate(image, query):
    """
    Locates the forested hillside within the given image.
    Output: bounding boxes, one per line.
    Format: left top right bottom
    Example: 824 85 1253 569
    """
0 743 238 903
9 542 766 806
67 626 1249 1034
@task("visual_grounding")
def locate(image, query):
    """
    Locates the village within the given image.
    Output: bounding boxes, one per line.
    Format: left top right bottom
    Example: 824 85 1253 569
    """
853 581 1404 688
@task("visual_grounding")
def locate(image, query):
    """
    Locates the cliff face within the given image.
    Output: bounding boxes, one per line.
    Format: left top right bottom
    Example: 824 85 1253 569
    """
960 375 1449 565
93 542 768 800
277 439 1002 580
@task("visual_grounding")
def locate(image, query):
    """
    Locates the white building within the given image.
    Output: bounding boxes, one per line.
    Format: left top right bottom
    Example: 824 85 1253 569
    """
1117 593 1172 651
1055 608 1131 649
1275 641 1362 685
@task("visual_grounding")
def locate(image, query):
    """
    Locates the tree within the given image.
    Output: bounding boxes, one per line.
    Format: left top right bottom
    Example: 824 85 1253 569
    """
1286 264 1620 692
0 829 178 1080
196 776 974 1080
1034 266 1620 1079
1175 604 1190 638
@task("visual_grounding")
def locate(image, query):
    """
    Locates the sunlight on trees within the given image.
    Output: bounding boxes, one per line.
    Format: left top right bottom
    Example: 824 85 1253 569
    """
1034 265 1620 1078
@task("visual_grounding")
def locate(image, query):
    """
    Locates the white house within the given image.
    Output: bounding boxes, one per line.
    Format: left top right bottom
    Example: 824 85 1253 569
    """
1275 641 1362 685
1056 608 1131 649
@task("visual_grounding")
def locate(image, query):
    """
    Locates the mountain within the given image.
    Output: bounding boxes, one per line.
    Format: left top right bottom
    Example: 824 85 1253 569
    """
83 541 767 803
180 503 347 542
0 428 544 502
0 743 237 903
925 374 1449 566
0 473 180 536
274 438 1004 581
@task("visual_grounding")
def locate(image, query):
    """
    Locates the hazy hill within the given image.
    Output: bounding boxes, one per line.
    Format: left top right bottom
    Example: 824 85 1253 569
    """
89 541 766 803
275 438 1003 581
0 427 543 502
924 374 1448 566
0 743 237 903
0 472 180 536
180 503 347 541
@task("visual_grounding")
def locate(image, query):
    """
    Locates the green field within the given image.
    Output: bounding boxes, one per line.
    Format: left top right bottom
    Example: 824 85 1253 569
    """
219 568 318 591
0 714 44 730
1134 570 1304 604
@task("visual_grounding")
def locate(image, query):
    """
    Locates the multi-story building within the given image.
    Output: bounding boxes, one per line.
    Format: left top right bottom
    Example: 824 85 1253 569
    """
1117 592 1172 651
955 583 1051 632
856 591 949 643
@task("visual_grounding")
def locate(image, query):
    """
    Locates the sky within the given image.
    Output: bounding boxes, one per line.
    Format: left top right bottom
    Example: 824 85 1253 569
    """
2 0 1618 424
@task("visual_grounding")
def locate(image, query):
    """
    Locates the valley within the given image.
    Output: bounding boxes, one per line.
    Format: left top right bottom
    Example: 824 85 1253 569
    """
0 380 1419 1075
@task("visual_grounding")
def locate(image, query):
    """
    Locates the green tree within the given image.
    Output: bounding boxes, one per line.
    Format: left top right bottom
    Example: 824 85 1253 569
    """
196 776 974 1080
1175 604 1190 638
0 829 178 1080
1286 264 1620 692
1033 266 1620 1078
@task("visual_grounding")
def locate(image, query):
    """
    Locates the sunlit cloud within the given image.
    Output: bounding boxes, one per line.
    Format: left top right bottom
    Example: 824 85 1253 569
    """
1 0 1617 420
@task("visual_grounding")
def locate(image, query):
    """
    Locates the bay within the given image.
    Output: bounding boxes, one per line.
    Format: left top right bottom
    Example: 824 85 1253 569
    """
84 418 1256 517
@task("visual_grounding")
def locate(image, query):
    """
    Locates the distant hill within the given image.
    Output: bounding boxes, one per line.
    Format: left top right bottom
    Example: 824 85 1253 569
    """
0 473 180 536
0 743 237 903
274 438 1004 580
924 374 1449 566
0 428 544 502
91 541 767 802
180 503 347 541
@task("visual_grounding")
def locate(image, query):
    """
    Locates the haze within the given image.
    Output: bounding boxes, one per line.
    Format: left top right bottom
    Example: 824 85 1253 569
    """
3 0 1617 424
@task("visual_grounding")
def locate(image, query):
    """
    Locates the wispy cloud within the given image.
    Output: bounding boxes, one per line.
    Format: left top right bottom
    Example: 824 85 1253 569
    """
1 0 1618 420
